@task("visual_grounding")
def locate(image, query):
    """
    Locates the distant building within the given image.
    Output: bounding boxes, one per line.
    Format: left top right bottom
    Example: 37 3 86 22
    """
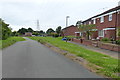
25 32 32 36
61 25 80 37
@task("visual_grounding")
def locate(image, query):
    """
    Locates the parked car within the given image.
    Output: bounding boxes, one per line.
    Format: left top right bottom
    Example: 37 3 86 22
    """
62 38 67 41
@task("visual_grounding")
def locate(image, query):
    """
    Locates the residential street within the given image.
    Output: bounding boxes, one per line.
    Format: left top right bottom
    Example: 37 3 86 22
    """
2 38 102 78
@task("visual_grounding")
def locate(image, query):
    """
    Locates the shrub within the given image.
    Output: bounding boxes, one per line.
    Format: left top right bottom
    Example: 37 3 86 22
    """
53 34 59 37
101 38 110 42
76 36 81 39
116 40 120 45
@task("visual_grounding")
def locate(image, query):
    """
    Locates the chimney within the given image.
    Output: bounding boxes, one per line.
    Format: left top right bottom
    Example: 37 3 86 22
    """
118 1 120 6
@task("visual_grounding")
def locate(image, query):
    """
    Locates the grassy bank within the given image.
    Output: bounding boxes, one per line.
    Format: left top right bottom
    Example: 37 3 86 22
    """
0 37 25 49
29 37 120 79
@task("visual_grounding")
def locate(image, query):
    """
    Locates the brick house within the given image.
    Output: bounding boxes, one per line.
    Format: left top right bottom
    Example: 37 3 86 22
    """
25 32 32 36
82 5 120 40
61 25 80 37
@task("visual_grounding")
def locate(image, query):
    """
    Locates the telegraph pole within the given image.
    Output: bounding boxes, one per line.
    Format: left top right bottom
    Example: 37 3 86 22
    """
65 16 70 37
37 20 40 31
66 16 70 27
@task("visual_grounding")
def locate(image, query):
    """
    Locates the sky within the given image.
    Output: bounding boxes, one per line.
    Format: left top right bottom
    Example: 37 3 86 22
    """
0 0 120 31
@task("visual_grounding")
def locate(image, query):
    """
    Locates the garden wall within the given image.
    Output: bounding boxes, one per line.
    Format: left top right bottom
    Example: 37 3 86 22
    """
71 38 120 52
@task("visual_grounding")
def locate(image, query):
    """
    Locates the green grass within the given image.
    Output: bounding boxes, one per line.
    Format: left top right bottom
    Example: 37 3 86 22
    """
29 37 120 79
0 37 25 49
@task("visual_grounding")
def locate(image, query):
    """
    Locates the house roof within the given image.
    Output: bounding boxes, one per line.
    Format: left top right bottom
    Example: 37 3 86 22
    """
82 6 120 23
62 25 77 30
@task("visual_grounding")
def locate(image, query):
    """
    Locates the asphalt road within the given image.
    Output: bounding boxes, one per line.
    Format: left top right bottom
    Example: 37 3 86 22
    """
2 38 102 78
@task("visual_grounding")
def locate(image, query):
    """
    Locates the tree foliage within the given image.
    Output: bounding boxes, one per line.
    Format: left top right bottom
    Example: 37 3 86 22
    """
17 27 34 35
78 24 96 40
17 28 28 35
0 18 12 40
118 28 120 37
27 27 33 32
56 26 61 35
11 31 19 36
46 28 55 34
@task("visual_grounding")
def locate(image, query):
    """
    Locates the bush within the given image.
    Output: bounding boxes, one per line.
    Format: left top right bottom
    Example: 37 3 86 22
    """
116 40 120 45
76 36 81 39
101 38 110 42
53 34 59 37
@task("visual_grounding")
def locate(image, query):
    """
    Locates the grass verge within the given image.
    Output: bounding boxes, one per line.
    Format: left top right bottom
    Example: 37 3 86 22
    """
29 37 120 79
0 37 25 49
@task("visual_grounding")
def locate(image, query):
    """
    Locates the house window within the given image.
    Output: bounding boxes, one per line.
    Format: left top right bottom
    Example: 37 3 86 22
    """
89 21 91 24
84 22 86 25
100 16 104 23
98 30 104 37
109 14 112 21
93 19 96 24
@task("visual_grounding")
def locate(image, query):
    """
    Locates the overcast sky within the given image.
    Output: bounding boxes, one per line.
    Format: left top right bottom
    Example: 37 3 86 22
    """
0 0 120 31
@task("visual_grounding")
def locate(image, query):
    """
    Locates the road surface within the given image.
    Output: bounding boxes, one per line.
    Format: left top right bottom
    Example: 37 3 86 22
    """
2 38 102 78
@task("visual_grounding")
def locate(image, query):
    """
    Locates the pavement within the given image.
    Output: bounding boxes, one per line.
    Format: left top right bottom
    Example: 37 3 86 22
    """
69 41 119 59
2 38 102 78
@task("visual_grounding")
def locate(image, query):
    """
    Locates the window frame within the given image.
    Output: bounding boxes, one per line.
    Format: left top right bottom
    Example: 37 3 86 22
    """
100 16 104 23
108 14 112 21
93 19 96 24
98 30 104 37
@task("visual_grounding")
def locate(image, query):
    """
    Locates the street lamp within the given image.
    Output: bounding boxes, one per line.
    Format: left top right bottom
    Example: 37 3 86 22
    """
66 16 70 27
115 9 118 41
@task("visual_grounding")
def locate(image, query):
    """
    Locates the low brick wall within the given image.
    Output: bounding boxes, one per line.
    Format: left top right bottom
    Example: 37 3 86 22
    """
98 42 120 52
72 38 93 46
82 40 92 46
71 38 81 43
71 38 120 52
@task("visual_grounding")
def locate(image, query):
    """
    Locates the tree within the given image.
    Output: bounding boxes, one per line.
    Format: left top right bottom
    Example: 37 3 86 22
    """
27 27 33 32
56 26 62 36
0 18 12 40
32 31 39 36
76 20 82 26
78 24 96 40
46 28 55 35
17 28 28 35
39 30 45 34
11 31 19 36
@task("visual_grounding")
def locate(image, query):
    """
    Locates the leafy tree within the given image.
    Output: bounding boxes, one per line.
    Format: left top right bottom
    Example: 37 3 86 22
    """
78 24 96 40
17 28 28 35
117 28 120 37
27 27 33 32
39 30 45 34
32 31 39 36
46 28 55 35
56 26 62 36
0 18 12 40
11 31 19 36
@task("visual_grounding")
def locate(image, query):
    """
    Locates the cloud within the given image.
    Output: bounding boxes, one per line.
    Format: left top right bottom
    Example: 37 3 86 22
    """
0 0 119 31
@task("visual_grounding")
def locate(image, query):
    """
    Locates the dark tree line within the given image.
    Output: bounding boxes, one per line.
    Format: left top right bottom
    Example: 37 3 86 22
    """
46 26 62 37
0 18 62 39
14 27 45 36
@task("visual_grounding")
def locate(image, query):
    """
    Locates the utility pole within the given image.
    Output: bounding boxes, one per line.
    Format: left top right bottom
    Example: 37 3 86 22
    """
66 16 70 27
65 16 70 37
37 20 40 31
115 9 118 41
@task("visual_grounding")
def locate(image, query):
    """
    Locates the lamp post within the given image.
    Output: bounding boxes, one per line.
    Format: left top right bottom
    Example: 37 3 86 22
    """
66 16 70 27
65 16 70 37
115 9 118 41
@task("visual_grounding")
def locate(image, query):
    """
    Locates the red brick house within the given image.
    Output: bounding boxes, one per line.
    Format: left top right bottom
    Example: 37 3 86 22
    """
25 32 32 36
61 25 80 37
82 5 120 40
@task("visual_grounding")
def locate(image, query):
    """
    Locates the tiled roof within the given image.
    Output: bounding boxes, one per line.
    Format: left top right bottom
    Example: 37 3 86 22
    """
62 25 76 30
83 6 120 23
